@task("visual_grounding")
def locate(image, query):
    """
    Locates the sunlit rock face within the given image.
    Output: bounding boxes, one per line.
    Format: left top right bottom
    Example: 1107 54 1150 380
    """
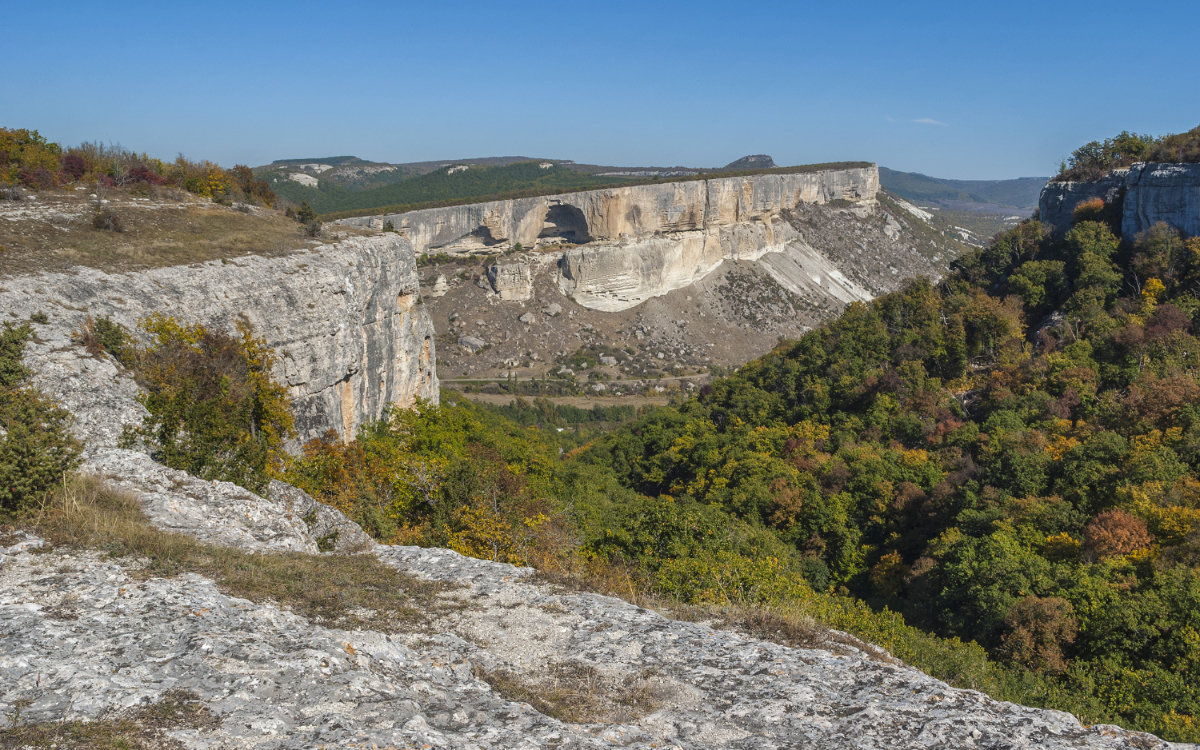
338 167 881 311
0 232 437 446
1039 163 1200 240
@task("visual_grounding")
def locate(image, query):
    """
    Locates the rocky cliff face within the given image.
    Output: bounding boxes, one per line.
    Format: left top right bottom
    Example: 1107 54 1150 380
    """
420 193 960 387
0 233 438 444
338 167 880 311
1038 163 1200 239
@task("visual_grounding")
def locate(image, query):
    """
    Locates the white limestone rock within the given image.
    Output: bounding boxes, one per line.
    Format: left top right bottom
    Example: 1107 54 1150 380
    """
0 233 438 445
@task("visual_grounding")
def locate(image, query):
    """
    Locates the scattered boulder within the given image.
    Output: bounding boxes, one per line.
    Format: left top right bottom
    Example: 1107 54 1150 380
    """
458 335 487 353
486 262 534 301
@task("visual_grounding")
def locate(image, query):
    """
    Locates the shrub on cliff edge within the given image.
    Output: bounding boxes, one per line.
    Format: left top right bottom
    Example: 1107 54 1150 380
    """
122 314 294 494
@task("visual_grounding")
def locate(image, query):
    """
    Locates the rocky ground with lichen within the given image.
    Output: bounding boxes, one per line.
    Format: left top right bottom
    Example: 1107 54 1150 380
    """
1 281 1190 748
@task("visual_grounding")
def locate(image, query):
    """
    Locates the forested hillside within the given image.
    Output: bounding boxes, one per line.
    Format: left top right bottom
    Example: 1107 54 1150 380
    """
266 161 631 217
878 167 1045 213
579 208 1200 739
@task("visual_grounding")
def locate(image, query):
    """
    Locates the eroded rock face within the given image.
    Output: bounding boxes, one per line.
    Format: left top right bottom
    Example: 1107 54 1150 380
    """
337 168 881 311
1038 163 1200 240
340 168 878 253
1123 163 1200 239
0 233 438 444
486 261 534 301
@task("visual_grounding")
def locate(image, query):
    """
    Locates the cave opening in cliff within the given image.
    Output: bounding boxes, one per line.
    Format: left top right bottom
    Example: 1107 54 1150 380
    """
470 225 502 246
539 203 592 244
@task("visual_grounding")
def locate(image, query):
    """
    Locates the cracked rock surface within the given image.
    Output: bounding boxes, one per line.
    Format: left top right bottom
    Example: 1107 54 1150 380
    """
1 526 1187 749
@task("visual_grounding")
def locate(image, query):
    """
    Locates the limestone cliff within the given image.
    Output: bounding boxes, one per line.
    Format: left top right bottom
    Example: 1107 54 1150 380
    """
1038 163 1200 239
421 192 959 386
0 233 437 444
337 167 880 311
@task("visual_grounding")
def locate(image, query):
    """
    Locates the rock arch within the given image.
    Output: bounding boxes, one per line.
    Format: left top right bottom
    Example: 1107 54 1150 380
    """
539 202 591 243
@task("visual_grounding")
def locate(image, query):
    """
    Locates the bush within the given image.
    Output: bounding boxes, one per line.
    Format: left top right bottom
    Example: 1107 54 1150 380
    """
0 323 81 516
0 388 82 515
1071 198 1107 224
91 208 124 232
1 127 277 205
123 314 294 494
296 201 317 223
0 322 31 388
74 314 131 364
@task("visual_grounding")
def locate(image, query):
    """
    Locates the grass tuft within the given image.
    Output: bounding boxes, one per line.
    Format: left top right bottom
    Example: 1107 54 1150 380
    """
0 690 215 749
473 661 664 724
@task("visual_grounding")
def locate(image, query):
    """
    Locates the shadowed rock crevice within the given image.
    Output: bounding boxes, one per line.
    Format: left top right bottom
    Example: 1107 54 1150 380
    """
540 202 592 243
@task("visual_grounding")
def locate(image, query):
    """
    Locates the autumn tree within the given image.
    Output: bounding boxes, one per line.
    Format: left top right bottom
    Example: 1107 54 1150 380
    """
123 314 294 493
999 595 1078 674
1084 508 1154 559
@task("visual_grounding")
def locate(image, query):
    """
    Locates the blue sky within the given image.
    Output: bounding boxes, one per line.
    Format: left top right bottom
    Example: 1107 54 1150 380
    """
3 0 1198 179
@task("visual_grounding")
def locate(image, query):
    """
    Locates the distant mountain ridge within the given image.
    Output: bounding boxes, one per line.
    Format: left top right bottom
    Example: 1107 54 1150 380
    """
260 153 1047 235
878 167 1046 214
877 167 1048 242
255 154 866 219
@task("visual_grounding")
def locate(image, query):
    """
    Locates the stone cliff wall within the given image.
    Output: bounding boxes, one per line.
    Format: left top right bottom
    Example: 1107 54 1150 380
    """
339 167 880 311
339 167 877 253
1038 163 1200 240
0 233 437 445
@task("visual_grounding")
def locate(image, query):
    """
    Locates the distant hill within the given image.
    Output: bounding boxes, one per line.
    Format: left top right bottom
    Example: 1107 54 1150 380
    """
724 154 776 170
879 167 1048 242
258 160 634 216
258 155 872 219
879 167 1046 215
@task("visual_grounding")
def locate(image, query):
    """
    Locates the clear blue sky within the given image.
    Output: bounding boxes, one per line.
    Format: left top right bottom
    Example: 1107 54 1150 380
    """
4 0 1198 179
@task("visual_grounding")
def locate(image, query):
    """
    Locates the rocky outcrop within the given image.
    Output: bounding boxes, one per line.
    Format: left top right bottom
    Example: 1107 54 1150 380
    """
1123 163 1200 239
555 215 808 311
338 167 880 311
1 483 1183 749
425 195 960 384
486 261 534 301
1038 163 1200 240
0 233 437 444
340 168 877 252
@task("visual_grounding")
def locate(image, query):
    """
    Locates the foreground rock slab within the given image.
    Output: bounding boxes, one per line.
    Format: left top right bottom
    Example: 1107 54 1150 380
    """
0 524 1185 749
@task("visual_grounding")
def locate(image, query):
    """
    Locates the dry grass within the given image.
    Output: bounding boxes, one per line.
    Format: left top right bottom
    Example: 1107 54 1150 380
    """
473 661 664 724
0 190 367 277
713 604 866 656
528 564 863 662
0 690 215 749
23 475 456 632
